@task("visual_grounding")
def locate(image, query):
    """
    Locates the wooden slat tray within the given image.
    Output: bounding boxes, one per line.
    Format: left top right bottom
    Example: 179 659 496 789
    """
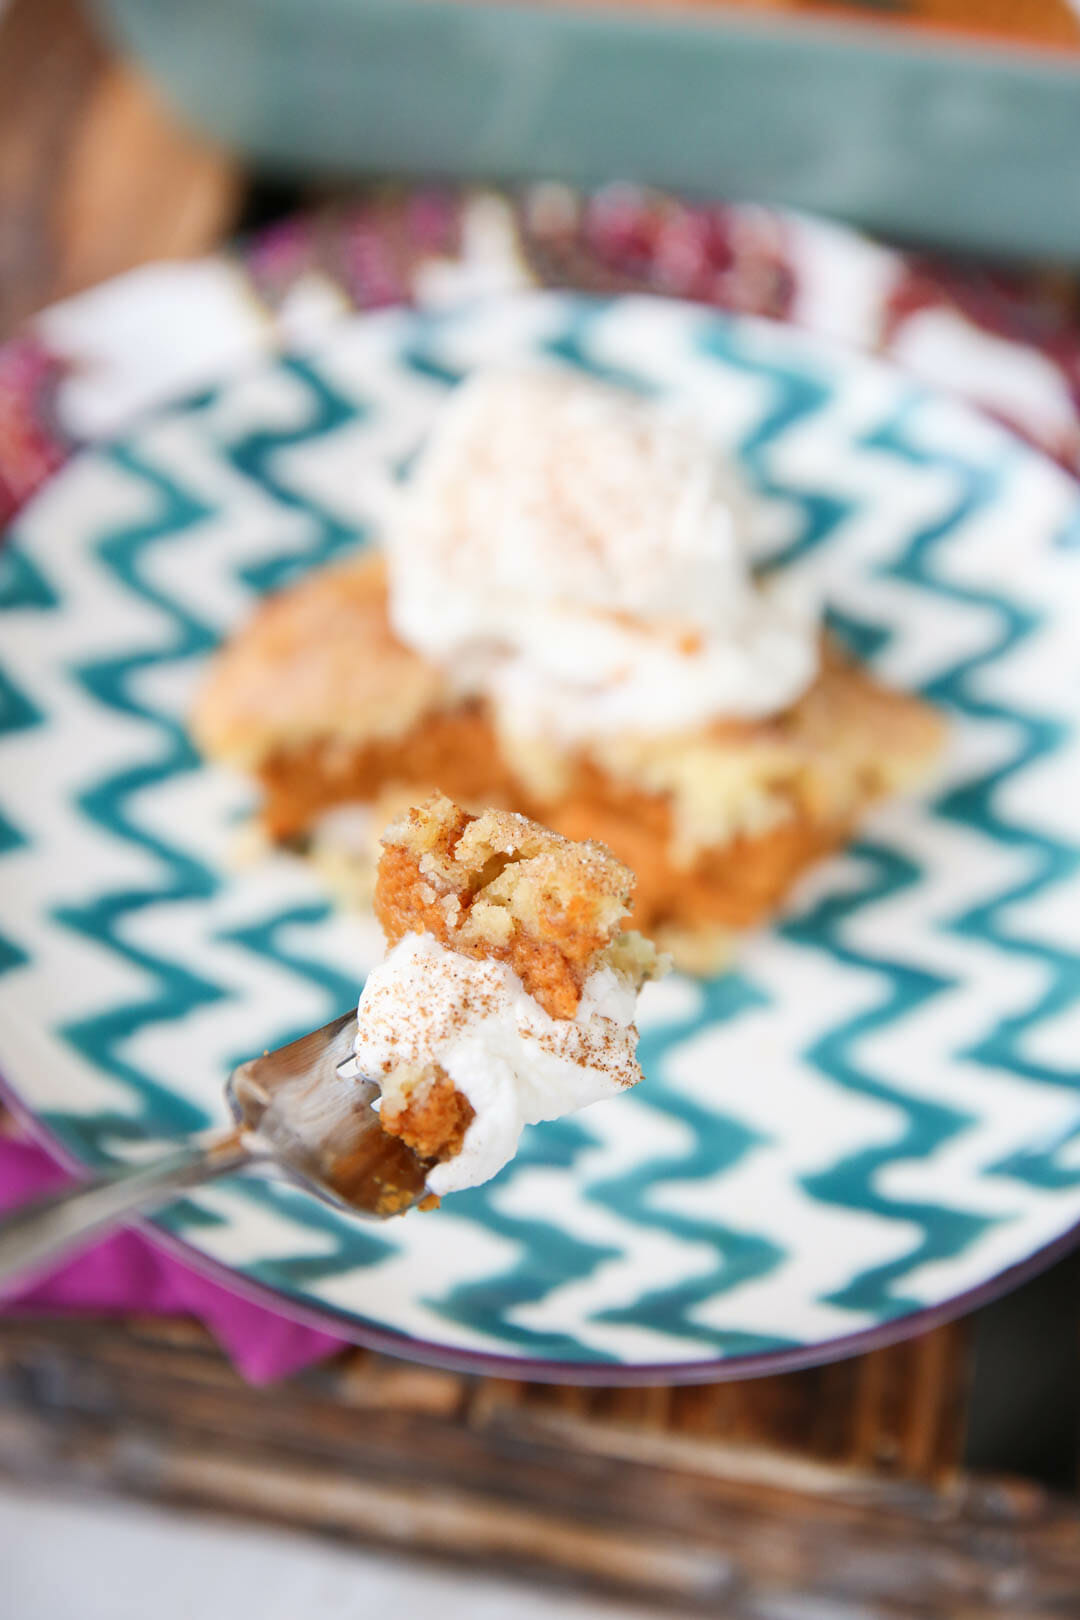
1 1314 1079 1614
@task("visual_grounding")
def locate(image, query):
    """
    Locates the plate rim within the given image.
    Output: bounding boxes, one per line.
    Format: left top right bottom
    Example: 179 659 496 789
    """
4 1069 1080 1384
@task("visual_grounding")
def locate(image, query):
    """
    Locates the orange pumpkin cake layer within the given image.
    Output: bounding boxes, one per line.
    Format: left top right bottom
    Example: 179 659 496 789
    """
194 555 942 966
376 1062 475 1165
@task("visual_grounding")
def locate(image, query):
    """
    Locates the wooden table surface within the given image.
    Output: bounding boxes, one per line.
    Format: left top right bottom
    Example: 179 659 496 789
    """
0 0 1079 1612
0 0 239 336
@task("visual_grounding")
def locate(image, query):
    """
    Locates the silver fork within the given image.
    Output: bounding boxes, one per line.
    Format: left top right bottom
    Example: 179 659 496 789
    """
0 1012 431 1295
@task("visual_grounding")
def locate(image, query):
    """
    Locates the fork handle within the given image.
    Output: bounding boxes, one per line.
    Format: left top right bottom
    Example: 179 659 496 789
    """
0 1128 252 1297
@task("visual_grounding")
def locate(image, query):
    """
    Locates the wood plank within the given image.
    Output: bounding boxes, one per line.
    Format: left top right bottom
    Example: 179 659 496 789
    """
0 0 241 337
0 1316 1074 1617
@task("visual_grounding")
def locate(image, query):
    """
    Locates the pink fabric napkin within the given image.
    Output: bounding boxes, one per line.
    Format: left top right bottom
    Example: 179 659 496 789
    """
0 1132 346 1383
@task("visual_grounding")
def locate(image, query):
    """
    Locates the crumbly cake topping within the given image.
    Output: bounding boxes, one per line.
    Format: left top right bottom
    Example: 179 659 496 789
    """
191 552 444 767
373 792 660 1018
589 644 946 864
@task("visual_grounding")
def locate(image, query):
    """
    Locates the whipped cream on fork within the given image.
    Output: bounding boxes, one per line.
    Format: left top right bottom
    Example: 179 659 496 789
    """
352 931 642 1196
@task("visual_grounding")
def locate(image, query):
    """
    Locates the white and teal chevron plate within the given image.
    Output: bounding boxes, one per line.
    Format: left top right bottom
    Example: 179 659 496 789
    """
3 292 1080 1380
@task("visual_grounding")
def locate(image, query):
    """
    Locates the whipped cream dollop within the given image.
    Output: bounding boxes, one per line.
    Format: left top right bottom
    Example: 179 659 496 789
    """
387 369 820 744
352 931 643 1195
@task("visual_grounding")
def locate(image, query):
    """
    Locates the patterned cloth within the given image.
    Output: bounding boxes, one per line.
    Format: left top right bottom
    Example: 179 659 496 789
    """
0 1135 343 1383
2 182 1079 1381
4 183 1080 526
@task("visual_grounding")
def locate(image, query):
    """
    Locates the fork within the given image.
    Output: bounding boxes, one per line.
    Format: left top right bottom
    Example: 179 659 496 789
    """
0 1012 430 1295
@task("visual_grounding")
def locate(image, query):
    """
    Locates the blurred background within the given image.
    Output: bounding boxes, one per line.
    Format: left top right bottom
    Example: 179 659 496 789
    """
2 2 1080 1616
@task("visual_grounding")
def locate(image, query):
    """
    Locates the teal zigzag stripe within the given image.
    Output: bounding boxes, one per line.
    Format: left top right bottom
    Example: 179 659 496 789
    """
221 354 368 596
47 355 375 1162
0 536 61 970
586 973 796 1358
698 321 854 568
785 842 988 1316
781 393 1080 1323
49 443 224 1154
868 401 1080 1190
0 665 43 867
0 539 59 610
191 900 400 1284
774 380 1009 1312
424 1171 625 1363
215 901 358 1064
0 540 59 874
543 300 666 395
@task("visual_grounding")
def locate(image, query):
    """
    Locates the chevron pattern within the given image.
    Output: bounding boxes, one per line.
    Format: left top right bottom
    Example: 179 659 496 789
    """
2 292 1080 1376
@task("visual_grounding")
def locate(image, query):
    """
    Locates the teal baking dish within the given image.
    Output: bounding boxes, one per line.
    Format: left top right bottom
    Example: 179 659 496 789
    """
95 0 1080 259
